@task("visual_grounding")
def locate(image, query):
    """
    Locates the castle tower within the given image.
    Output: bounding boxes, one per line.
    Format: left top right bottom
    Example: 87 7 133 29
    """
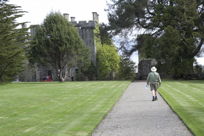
71 17 76 22
76 20 97 65
63 13 69 21
69 12 98 66
92 12 99 23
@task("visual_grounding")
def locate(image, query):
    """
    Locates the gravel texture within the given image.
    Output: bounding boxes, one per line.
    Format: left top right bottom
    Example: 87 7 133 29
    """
92 81 193 136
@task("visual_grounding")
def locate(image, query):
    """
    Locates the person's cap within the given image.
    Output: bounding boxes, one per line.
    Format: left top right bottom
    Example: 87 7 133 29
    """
151 66 157 72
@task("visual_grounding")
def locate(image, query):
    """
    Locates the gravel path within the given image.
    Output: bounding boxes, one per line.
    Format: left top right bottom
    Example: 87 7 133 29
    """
92 81 193 136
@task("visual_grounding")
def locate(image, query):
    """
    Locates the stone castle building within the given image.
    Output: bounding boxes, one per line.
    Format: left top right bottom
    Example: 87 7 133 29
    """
20 12 99 81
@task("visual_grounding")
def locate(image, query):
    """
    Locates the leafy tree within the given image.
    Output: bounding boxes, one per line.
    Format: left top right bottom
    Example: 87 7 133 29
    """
118 54 136 80
93 22 121 80
0 1 28 82
108 0 204 78
29 12 89 81
99 23 113 45
73 46 92 81
97 44 120 80
81 62 97 80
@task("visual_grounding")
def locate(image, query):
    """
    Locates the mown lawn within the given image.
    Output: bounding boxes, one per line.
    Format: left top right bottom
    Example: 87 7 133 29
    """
159 80 204 136
0 81 130 136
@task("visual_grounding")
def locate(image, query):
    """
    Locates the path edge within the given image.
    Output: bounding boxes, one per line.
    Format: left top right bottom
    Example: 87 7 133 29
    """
158 90 195 136
90 81 133 136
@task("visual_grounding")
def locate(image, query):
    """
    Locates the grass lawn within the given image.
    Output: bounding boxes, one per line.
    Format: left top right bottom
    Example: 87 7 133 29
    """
0 81 130 136
159 80 204 136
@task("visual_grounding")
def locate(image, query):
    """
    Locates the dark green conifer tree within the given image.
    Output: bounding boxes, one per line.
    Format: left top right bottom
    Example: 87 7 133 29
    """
29 12 89 81
0 1 28 82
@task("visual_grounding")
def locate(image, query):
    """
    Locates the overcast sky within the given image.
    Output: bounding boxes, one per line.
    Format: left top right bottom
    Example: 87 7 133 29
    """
8 0 204 65
8 0 109 25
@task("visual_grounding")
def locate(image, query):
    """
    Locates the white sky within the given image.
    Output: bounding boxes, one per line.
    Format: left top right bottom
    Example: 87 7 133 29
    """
7 0 204 65
196 57 204 65
8 0 109 25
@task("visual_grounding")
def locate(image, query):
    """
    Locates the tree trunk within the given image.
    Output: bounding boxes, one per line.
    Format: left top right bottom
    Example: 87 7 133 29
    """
57 65 69 82
57 69 64 82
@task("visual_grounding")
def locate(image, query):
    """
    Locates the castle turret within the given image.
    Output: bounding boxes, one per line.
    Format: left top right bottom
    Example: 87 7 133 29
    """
63 13 69 21
92 12 99 23
71 17 76 22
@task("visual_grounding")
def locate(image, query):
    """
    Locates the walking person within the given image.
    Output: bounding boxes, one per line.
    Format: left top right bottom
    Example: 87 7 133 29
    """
146 66 161 101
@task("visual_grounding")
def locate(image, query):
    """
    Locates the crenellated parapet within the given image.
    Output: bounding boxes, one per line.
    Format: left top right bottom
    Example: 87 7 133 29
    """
74 21 96 29
63 12 99 66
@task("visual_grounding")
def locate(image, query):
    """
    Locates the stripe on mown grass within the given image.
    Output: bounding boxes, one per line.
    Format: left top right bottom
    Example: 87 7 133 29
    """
0 81 130 136
159 81 204 136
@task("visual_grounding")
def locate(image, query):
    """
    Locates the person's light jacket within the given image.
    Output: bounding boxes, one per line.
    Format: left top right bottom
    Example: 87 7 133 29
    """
147 71 161 85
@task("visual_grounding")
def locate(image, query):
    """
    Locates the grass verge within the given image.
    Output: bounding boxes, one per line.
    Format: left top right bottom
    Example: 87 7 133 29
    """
159 80 204 136
0 81 130 136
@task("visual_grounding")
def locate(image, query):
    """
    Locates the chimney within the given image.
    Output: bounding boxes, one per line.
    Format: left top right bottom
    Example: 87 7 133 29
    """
63 13 69 21
71 17 76 22
92 12 99 23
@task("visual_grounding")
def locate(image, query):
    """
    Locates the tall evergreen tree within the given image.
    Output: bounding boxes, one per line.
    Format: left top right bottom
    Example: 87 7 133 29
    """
0 1 28 82
29 12 89 81
108 0 204 78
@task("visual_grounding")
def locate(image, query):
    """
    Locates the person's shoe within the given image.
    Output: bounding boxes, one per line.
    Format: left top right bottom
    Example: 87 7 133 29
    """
155 96 158 100
152 96 155 101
